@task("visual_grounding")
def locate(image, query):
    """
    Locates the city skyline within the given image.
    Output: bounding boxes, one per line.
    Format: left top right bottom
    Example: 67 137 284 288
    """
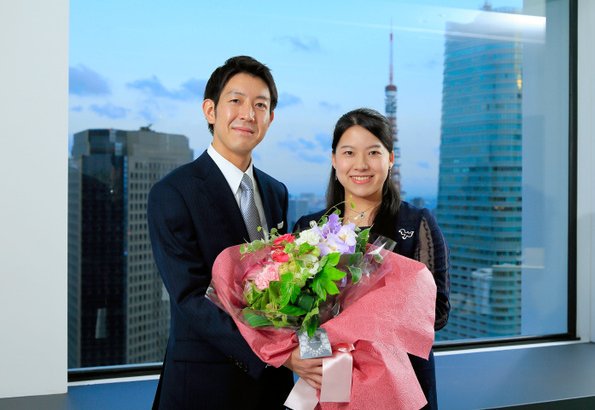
69 0 523 200
65 1 572 369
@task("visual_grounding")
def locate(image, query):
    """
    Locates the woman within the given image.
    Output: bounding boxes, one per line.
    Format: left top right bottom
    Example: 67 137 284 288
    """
294 108 450 409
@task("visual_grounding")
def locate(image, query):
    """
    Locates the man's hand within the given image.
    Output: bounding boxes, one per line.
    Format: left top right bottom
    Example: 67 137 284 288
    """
283 346 323 389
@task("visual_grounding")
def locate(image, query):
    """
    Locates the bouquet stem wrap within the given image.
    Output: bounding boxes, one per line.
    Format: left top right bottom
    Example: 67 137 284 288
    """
210 244 437 409
320 343 354 402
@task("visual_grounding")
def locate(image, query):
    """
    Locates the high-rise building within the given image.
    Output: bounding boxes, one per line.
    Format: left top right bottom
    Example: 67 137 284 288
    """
288 193 325 229
385 28 401 192
288 196 311 230
68 127 193 367
436 6 523 340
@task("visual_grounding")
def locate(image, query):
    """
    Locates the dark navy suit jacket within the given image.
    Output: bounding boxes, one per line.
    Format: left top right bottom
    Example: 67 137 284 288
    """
294 201 450 410
148 151 293 410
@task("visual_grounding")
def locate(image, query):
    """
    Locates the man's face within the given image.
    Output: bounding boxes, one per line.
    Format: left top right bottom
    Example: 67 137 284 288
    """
203 72 274 170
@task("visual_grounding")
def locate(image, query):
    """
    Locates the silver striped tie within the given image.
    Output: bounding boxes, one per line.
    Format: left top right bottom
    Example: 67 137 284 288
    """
239 174 264 241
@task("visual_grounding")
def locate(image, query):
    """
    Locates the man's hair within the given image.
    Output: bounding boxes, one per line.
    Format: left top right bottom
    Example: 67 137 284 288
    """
203 56 278 134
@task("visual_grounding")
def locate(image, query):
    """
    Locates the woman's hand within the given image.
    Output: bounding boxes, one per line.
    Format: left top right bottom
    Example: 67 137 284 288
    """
283 346 323 389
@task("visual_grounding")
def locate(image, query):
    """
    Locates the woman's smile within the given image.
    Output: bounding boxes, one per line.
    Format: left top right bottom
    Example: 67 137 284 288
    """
350 175 373 184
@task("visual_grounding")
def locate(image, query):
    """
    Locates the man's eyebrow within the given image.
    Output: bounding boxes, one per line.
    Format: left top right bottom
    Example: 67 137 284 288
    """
224 90 270 101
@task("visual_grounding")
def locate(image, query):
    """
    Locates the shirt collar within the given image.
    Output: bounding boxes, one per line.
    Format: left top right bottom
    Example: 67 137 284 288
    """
207 144 256 194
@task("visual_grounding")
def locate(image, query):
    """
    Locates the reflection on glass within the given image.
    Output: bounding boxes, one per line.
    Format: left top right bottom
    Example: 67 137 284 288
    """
436 1 568 341
68 0 570 368
68 128 192 367
436 4 525 340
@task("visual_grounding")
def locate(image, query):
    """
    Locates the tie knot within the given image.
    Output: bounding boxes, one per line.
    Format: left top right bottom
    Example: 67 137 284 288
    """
241 174 254 192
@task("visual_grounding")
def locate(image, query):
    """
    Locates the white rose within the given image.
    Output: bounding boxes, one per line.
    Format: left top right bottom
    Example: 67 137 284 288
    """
295 228 322 246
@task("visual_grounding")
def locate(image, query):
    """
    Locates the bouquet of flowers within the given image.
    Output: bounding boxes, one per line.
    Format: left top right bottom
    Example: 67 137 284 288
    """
238 213 375 338
207 212 437 410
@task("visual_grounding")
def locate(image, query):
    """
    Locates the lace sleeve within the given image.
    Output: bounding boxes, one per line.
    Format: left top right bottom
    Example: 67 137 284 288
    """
415 209 451 330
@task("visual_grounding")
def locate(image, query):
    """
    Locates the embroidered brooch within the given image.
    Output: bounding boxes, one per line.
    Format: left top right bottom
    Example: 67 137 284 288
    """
399 228 414 240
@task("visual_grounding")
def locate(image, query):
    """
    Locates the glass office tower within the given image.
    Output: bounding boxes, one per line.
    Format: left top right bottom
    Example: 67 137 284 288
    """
436 6 523 340
68 127 193 367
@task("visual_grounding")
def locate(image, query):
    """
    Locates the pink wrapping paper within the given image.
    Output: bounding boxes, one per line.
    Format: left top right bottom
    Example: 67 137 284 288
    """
210 244 436 410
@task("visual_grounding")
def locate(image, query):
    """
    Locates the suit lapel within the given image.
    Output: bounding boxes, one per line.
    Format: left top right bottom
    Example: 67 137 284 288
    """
254 168 282 233
192 152 250 244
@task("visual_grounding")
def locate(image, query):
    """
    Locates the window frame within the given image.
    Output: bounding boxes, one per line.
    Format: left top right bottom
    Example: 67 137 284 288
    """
67 0 579 381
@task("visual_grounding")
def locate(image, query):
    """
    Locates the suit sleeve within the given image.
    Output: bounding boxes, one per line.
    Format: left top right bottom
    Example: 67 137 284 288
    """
280 184 289 234
415 208 451 331
147 180 267 379
292 211 326 233
291 216 308 233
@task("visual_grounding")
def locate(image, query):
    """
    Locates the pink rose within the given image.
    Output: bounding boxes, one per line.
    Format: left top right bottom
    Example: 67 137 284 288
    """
245 260 281 291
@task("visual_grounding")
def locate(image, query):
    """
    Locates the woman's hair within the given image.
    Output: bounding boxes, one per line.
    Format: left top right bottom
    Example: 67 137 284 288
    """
326 108 401 237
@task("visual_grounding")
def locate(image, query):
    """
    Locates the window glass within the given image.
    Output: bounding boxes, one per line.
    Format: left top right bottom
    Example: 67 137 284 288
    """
69 0 570 367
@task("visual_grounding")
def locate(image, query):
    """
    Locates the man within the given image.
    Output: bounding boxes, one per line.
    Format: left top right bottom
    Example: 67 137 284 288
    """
148 56 321 410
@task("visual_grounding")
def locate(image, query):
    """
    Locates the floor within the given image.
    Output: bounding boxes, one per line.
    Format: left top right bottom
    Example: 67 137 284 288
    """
2 343 595 409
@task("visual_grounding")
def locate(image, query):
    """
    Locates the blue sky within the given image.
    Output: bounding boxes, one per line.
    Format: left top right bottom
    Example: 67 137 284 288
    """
69 0 523 199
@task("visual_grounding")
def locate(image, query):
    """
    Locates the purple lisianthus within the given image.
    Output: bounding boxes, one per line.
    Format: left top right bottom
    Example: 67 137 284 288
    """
321 213 343 237
317 213 358 256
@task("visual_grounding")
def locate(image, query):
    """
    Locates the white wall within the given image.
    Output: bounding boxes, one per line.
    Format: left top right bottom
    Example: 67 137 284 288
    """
0 0 68 398
577 0 595 342
0 0 591 401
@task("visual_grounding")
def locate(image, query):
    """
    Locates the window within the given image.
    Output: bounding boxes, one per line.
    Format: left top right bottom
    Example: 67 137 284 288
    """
68 0 573 370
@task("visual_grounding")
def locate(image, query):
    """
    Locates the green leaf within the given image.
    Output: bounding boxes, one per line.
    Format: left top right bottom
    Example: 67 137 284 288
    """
312 264 346 298
243 311 273 327
246 290 262 306
279 285 292 307
349 266 363 284
373 252 384 263
311 277 327 301
356 227 371 252
279 304 307 316
272 318 290 328
240 238 268 254
323 265 346 281
296 293 316 311
318 254 329 268
305 315 320 337
298 242 315 255
323 280 340 295
290 284 301 303
267 281 280 306
253 288 270 311
325 252 340 267
279 275 299 308
348 252 363 265
301 307 320 337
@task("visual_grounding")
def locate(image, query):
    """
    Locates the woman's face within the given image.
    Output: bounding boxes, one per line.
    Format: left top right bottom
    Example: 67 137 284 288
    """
332 125 394 204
